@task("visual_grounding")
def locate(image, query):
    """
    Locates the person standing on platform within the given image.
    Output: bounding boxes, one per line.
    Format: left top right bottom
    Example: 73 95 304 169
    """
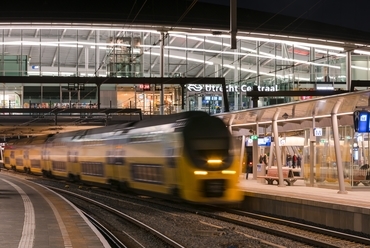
297 155 302 168
262 153 268 166
292 154 297 169
286 154 292 168
246 162 253 179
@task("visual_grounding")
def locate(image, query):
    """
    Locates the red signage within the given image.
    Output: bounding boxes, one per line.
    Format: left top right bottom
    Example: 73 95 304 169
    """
139 84 151 91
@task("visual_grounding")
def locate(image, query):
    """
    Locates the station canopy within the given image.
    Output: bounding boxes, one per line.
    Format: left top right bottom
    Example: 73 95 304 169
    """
216 90 370 135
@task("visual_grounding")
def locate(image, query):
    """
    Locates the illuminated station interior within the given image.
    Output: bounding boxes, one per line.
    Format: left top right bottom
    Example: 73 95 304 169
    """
1 22 370 115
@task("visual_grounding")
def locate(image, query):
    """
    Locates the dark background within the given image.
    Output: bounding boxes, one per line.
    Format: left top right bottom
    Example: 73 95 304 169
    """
200 0 370 32
1 0 369 43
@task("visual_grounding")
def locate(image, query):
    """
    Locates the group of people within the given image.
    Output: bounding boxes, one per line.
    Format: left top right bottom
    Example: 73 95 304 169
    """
286 153 301 168
246 152 302 179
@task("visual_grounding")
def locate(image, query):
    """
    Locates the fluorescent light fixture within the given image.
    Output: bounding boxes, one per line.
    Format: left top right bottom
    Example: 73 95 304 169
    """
317 86 334 90
354 50 370 56
237 36 344 51
145 51 213 65
352 66 369 71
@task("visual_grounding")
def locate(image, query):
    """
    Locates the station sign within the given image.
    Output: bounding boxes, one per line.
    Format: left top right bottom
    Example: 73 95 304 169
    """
353 110 369 133
313 127 323 137
186 84 277 93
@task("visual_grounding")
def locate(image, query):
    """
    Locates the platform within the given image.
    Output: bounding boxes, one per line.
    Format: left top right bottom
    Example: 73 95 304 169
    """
0 173 110 248
238 174 370 236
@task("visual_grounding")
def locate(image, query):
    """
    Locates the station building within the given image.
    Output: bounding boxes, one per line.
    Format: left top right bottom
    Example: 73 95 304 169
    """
1 0 370 190
0 1 370 115
2 24 370 113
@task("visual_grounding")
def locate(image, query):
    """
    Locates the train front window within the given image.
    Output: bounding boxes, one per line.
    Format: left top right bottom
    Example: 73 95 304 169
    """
187 138 232 170
190 138 229 150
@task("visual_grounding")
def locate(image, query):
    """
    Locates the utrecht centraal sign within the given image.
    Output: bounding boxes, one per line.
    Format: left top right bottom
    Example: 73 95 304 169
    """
186 84 277 92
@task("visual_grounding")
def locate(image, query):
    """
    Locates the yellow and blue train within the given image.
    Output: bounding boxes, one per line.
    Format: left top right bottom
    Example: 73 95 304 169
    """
3 111 243 204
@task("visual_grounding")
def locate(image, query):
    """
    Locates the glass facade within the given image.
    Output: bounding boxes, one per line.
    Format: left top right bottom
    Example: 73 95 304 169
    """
302 126 359 187
0 24 369 111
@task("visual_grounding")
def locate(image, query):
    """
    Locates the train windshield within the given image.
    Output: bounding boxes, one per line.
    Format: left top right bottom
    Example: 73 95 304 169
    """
190 138 229 150
183 115 233 170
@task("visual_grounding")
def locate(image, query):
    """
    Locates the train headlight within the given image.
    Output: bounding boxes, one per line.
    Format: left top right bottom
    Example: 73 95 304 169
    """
221 170 236 175
207 159 222 164
194 171 208 175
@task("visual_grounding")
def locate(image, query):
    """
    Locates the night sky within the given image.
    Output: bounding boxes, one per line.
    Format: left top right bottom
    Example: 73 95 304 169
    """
199 0 370 32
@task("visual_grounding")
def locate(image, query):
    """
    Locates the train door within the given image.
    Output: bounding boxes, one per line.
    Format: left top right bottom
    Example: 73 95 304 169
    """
0 145 3 167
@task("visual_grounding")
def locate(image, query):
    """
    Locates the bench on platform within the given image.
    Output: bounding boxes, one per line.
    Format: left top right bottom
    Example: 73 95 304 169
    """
257 167 304 186
352 169 370 186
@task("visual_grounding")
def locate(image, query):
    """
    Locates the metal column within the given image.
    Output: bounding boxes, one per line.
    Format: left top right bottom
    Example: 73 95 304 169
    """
160 32 165 115
252 123 259 179
230 0 237 49
310 48 316 87
85 46 89 76
239 135 246 175
346 51 352 91
234 53 238 110
331 98 347 194
272 108 285 187
256 41 260 86
95 30 100 76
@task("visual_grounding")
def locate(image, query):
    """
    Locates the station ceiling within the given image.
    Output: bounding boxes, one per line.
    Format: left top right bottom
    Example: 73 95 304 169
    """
0 1 369 83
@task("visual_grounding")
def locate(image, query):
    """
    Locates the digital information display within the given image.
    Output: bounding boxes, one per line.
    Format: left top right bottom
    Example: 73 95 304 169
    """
246 136 274 146
353 110 370 133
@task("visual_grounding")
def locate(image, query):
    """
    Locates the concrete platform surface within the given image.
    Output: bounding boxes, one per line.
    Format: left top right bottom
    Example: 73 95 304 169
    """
239 174 370 235
0 173 110 248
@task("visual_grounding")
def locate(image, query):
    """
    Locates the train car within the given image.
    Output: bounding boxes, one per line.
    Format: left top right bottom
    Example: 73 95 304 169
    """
3 111 244 204
3 139 28 172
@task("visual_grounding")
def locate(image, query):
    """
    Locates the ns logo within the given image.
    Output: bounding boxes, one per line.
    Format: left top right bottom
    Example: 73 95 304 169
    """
186 84 203 92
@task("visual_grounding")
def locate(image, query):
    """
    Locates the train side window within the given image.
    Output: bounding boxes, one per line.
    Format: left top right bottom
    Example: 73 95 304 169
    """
10 151 15 159
106 150 125 165
81 162 104 177
131 164 163 184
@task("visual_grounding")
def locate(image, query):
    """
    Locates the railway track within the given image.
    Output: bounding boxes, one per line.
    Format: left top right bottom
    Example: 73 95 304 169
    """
4 170 370 247
49 186 186 248
82 210 127 248
78 185 370 248
217 207 370 247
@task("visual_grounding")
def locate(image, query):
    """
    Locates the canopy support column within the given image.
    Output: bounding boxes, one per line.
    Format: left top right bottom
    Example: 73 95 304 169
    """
239 135 246 176
272 108 285 187
331 98 347 194
252 123 259 179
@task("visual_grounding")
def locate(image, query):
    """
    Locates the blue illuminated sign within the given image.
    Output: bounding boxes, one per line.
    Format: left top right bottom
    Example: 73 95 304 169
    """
353 110 369 133
258 136 271 146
